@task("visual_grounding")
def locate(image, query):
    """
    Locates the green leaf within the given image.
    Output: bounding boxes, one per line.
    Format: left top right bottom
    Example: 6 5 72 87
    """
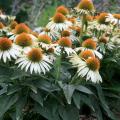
104 84 120 92
96 85 117 120
34 101 60 120
59 82 75 104
75 85 93 95
30 91 43 106
0 94 18 117
80 94 94 111
34 80 60 92
7 85 21 95
90 96 103 120
0 83 7 95
15 96 27 120
73 92 81 109
58 105 79 120
23 82 37 94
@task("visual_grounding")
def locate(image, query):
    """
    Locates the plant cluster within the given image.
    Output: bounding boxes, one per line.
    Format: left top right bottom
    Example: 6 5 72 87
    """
0 0 120 120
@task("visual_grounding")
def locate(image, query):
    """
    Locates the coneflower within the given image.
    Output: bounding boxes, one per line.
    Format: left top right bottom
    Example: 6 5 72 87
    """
0 37 21 62
69 56 102 83
77 0 94 11
79 49 95 60
38 34 52 50
14 23 30 34
56 5 69 15
56 37 75 55
75 39 103 59
46 13 72 31
61 30 79 42
39 27 60 40
97 13 109 25
15 33 33 47
16 48 52 74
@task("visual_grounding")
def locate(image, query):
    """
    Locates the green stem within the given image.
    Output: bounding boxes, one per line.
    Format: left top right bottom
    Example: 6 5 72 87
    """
80 15 86 37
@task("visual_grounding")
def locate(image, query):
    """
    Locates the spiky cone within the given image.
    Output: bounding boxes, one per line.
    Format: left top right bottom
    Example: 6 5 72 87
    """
14 23 30 34
56 5 69 15
97 13 109 25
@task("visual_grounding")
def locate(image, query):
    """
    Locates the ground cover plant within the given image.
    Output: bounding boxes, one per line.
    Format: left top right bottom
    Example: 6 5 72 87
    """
0 0 120 120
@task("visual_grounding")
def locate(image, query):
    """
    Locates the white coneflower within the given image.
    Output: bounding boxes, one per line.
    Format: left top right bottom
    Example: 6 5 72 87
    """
0 37 21 63
46 13 72 31
10 23 37 41
97 36 115 53
38 34 52 50
56 37 76 56
69 55 102 83
39 28 60 40
61 30 79 42
75 39 103 59
75 0 95 15
113 14 120 25
15 33 33 47
56 5 69 16
16 48 52 74
106 14 118 25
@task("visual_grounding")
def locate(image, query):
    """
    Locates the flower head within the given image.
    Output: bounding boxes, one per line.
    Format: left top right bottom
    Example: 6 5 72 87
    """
77 0 94 11
0 37 21 62
14 23 30 34
67 17 76 24
82 39 96 49
97 13 108 24
15 33 33 47
61 30 70 37
69 54 102 83
0 22 4 29
99 37 108 44
0 37 12 51
79 50 94 60
113 14 120 20
38 34 52 44
27 48 43 62
56 5 69 15
16 48 52 74
58 37 72 47
86 57 100 71
53 13 66 23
